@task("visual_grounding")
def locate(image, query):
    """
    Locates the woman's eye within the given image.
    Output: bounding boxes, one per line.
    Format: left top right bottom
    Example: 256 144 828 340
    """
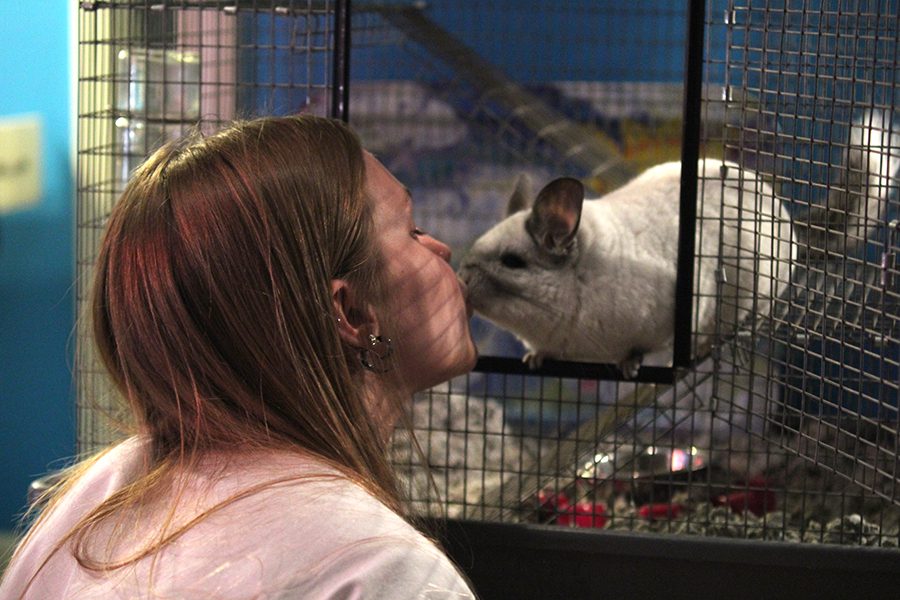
411 227 427 238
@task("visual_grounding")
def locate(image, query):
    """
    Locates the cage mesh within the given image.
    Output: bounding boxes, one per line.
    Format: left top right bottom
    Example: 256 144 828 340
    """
75 0 337 452
77 0 900 550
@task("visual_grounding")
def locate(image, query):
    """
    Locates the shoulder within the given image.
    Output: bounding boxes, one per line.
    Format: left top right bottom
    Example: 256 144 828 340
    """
169 454 476 598
3 443 476 599
27 436 149 533
274 531 476 599
0 436 149 599
245 476 476 599
203 461 431 561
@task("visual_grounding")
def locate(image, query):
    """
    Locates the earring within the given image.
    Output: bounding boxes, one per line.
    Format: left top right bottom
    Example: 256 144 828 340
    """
358 334 393 373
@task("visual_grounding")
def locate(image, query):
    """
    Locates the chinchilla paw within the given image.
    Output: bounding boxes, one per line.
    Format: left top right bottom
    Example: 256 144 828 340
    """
618 351 644 379
523 351 546 370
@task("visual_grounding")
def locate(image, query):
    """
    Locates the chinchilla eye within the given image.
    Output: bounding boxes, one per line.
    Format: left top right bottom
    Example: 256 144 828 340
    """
500 252 527 269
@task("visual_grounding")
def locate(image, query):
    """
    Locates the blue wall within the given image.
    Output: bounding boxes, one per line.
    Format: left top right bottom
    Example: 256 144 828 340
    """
0 1 75 531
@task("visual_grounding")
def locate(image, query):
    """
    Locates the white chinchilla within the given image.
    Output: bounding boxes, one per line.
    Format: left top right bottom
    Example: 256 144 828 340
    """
458 110 898 377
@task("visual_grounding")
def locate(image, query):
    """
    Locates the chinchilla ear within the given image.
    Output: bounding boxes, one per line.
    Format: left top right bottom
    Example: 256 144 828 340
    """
525 177 584 255
506 173 534 216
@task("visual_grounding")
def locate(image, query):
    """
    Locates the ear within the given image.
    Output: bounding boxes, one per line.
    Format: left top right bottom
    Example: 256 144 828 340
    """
506 173 534 216
331 279 378 347
525 177 584 255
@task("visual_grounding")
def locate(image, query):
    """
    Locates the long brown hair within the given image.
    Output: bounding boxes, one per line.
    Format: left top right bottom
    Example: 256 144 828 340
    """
95 115 393 471
22 115 410 579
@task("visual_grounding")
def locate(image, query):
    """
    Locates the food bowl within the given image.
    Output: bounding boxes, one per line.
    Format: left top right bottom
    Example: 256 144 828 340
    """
578 445 708 503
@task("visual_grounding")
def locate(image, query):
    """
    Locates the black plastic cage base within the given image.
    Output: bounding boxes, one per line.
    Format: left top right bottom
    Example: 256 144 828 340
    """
436 518 900 600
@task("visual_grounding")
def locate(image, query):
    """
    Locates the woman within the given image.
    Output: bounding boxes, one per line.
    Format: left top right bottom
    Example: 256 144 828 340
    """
0 115 478 598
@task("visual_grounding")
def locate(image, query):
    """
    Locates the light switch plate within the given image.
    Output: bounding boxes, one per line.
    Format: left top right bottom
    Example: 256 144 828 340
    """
0 113 42 214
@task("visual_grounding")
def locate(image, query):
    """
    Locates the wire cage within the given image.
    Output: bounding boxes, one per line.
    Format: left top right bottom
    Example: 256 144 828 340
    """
75 0 340 450
363 0 900 550
76 0 900 570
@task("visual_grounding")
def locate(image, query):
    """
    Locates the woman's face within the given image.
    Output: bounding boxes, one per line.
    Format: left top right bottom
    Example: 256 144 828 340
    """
365 152 477 393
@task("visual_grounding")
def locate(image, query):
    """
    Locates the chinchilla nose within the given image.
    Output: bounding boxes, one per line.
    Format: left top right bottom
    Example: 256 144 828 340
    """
456 261 473 284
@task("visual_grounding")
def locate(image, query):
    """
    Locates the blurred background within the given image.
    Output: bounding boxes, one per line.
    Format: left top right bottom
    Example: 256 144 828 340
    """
0 1 76 566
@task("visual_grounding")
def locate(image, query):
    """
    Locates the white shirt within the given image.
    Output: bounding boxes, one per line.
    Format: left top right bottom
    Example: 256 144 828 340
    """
0 437 475 599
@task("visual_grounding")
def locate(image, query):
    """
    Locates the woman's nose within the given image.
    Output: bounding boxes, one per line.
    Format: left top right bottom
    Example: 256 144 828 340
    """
425 236 452 262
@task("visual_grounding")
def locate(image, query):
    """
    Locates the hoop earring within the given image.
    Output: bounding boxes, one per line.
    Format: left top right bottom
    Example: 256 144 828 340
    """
358 334 393 373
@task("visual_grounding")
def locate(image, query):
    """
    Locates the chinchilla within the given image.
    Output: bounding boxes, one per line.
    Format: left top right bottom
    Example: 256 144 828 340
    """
458 110 898 377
